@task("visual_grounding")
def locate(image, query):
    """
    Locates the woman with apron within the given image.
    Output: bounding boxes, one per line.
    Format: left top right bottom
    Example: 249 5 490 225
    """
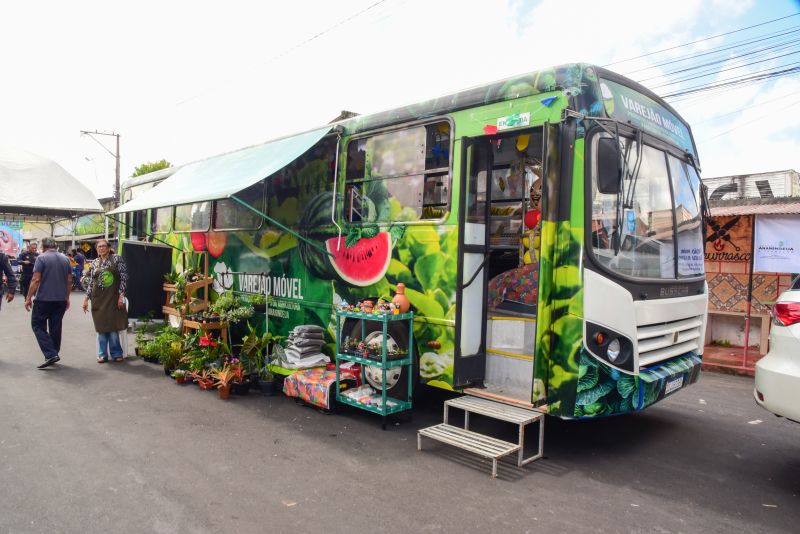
81 239 128 362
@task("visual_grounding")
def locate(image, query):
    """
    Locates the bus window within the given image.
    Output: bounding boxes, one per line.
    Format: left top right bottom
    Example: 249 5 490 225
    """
591 137 676 279
213 182 264 230
151 207 172 234
174 202 210 232
129 210 147 239
345 121 451 223
425 122 450 170
346 138 366 180
668 155 704 278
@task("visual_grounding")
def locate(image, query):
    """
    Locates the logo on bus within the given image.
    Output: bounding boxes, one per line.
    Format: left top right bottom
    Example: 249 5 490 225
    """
497 112 530 131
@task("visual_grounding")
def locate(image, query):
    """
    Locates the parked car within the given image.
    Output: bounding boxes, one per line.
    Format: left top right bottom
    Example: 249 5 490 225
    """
754 276 800 423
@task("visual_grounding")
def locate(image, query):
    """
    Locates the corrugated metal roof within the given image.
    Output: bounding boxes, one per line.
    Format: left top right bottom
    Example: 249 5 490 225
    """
710 200 800 216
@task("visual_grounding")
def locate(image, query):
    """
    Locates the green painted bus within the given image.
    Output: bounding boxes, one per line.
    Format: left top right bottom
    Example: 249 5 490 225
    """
113 63 707 419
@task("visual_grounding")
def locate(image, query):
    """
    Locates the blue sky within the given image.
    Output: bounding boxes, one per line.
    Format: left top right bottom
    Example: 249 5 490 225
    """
0 0 798 196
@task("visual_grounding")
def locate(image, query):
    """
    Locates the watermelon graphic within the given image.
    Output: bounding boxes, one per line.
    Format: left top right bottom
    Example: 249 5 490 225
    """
325 232 392 287
298 193 338 280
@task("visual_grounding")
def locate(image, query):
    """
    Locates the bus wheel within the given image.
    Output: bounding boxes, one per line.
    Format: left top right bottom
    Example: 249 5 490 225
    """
348 319 416 400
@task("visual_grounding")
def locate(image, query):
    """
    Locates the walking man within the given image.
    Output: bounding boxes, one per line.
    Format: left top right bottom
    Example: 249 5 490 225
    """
24 237 72 369
17 241 38 298
0 250 16 311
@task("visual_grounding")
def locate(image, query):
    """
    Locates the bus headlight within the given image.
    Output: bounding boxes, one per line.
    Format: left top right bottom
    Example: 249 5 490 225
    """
585 322 634 372
607 338 621 362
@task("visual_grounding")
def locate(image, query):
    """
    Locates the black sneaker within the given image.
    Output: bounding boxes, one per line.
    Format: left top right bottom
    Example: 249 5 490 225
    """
37 356 60 369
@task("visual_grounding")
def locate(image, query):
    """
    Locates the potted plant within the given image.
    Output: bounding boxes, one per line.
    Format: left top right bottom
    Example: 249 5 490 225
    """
248 293 267 312
142 327 182 370
192 369 215 390
221 356 249 395
171 369 188 384
210 290 255 348
211 365 236 399
158 338 184 376
240 323 283 395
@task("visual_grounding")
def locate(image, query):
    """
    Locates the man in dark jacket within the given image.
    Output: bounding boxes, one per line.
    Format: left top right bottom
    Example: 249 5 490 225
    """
17 241 38 297
0 251 17 311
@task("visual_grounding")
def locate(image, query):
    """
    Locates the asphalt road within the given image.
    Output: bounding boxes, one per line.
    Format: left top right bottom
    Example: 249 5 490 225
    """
0 292 797 534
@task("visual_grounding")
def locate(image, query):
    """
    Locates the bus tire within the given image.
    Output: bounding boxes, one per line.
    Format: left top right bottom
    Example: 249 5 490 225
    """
345 318 418 400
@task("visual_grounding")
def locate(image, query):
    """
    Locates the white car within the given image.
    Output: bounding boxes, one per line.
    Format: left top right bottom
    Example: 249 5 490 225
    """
754 277 800 423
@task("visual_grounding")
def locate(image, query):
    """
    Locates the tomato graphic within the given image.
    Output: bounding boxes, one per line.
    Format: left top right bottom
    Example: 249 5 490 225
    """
190 232 207 251
206 231 228 258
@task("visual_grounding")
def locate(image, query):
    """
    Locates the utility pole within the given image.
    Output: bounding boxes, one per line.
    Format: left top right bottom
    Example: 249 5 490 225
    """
80 130 121 206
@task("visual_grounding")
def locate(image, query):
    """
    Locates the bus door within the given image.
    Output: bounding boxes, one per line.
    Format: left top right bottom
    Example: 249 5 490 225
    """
454 128 545 397
453 137 491 387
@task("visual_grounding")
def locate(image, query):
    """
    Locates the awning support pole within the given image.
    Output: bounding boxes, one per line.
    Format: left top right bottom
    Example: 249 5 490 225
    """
743 214 757 368
331 132 344 252
230 195 334 258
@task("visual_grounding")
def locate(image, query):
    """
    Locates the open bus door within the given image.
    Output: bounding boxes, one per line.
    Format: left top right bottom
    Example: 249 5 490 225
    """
453 126 552 404
453 136 491 387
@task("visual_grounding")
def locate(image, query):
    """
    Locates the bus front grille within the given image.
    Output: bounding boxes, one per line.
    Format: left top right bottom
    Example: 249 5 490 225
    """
636 316 703 368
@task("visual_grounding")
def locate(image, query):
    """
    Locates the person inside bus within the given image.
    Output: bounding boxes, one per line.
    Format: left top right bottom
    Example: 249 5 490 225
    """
486 176 542 314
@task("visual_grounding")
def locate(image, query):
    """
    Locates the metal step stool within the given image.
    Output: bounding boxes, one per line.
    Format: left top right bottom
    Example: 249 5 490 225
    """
418 396 545 477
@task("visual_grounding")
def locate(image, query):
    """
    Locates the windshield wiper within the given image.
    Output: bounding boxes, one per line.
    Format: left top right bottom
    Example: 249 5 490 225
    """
623 129 644 210
613 125 628 256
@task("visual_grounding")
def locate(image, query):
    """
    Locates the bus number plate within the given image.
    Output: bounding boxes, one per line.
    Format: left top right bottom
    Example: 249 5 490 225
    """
665 375 684 396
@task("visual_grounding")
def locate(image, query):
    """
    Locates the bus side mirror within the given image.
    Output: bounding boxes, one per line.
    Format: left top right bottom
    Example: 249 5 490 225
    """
597 138 622 195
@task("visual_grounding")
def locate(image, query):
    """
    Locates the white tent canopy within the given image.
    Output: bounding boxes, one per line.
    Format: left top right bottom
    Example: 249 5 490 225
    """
109 126 332 215
0 146 103 217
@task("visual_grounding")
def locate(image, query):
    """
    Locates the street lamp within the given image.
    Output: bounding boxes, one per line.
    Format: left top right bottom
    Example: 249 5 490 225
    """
80 130 121 207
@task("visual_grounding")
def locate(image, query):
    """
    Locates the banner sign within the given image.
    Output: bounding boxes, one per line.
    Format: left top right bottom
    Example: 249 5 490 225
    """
0 220 24 257
705 216 752 262
600 78 696 158
754 215 800 273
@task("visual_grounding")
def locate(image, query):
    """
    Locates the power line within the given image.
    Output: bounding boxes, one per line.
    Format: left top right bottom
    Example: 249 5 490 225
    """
650 49 800 89
624 26 800 76
604 12 800 67
689 90 800 125
636 34 800 83
697 99 800 142
267 0 391 64
662 64 800 98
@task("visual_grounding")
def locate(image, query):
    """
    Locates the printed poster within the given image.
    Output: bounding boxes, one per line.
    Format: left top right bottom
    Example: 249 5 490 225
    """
705 215 752 262
754 215 800 273
0 220 23 257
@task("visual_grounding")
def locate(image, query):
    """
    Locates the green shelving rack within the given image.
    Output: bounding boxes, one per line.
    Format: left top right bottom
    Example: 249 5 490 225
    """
335 309 414 429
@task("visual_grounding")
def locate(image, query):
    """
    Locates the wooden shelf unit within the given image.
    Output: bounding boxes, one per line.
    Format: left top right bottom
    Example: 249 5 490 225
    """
162 251 213 320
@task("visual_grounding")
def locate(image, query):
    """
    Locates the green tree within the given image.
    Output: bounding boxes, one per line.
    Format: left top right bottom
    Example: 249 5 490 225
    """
132 159 172 177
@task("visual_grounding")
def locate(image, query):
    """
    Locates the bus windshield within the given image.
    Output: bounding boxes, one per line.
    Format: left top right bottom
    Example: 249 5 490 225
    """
590 135 704 280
